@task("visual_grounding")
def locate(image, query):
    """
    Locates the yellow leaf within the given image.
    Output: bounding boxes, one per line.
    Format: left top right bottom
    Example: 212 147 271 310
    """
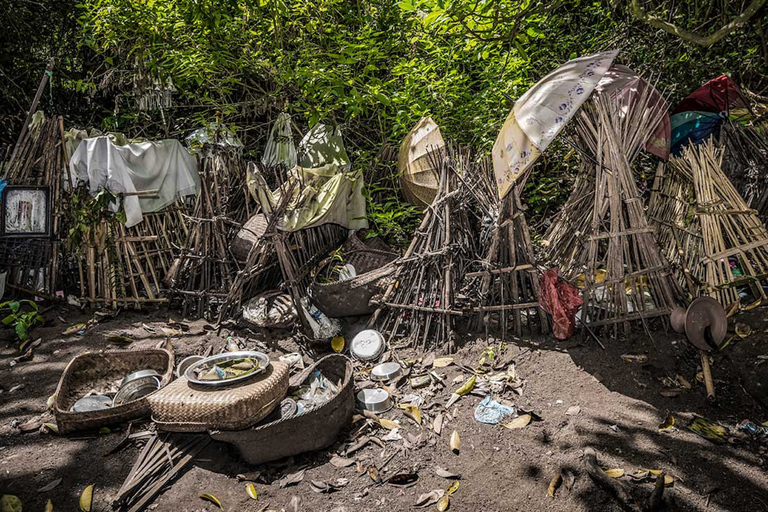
450 430 460 453
45 499 53 512
378 418 400 430
604 469 624 478
42 422 59 434
245 483 257 500
199 494 222 509
547 473 562 498
658 413 675 432
735 323 752 338
0 495 22 512
399 404 422 425
454 375 476 396
78 485 93 512
642 469 674 486
331 336 345 353
46 394 56 410
502 414 531 430
436 495 450 511
433 357 454 368
446 480 460 495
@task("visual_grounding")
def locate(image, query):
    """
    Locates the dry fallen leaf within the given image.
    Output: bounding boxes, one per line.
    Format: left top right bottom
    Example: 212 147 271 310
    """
565 406 581 416
658 413 675 432
378 418 400 430
199 493 222 509
643 469 674 486
330 455 356 468
659 388 681 398
387 473 419 487
547 472 562 498
433 413 444 435
277 469 305 488
562 469 576 491
454 375 476 396
450 430 460 454
79 485 93 512
604 468 624 478
400 404 422 425
446 480 460 495
414 490 444 507
434 467 461 480
38 478 62 493
433 357 454 368
367 466 382 484
44 500 53 512
436 495 450 511
42 422 59 434
246 483 258 500
502 414 531 430
735 323 752 338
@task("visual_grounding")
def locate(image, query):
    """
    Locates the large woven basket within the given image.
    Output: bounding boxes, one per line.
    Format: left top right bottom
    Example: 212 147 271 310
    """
231 213 269 263
309 234 398 317
53 349 174 435
148 361 289 432
211 354 353 465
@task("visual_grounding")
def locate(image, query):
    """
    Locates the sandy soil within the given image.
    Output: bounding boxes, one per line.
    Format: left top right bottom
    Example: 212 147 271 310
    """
1 304 767 512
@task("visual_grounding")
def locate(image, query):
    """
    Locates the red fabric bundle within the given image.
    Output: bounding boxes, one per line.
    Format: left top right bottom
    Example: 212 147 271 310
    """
539 268 583 340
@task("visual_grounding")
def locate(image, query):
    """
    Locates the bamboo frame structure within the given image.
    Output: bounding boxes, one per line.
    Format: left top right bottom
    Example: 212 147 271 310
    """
369 147 473 352
649 139 768 310
719 120 768 222
0 115 69 295
169 146 252 319
463 156 549 338
543 89 681 332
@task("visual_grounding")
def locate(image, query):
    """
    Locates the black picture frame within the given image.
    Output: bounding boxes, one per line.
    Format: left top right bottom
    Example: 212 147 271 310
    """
1 185 52 238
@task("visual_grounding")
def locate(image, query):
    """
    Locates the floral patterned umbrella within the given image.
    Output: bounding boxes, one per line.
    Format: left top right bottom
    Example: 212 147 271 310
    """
492 50 619 199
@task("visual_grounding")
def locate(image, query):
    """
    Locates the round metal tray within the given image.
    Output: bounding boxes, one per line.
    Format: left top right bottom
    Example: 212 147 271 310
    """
184 351 270 387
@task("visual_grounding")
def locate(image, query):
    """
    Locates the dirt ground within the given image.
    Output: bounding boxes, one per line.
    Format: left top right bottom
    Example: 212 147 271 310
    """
1 304 767 512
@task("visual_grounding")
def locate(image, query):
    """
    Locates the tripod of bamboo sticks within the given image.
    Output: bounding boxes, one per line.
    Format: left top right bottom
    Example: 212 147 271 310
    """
544 89 681 332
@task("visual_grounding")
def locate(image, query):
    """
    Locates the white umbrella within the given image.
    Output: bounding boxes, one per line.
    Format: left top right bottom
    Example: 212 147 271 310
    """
493 50 619 198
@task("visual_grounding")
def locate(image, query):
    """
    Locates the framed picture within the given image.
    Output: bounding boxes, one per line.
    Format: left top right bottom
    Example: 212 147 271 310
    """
1 186 52 238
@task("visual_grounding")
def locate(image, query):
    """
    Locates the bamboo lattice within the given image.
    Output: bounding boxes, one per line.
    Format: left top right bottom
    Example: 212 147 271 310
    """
543 87 680 331
649 139 768 310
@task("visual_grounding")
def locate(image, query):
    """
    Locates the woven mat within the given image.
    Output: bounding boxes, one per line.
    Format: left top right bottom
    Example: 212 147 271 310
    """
148 361 289 432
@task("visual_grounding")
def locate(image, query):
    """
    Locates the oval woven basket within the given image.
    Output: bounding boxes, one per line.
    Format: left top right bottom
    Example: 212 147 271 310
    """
309 234 397 318
53 349 174 435
148 361 289 432
211 354 353 465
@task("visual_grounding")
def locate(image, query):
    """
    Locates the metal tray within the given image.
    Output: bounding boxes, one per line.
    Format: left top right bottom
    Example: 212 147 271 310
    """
184 351 270 387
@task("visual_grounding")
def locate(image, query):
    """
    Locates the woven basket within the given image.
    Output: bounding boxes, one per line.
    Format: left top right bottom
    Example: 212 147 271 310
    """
148 361 289 432
231 213 269 263
211 354 353 465
53 349 174 435
309 234 398 318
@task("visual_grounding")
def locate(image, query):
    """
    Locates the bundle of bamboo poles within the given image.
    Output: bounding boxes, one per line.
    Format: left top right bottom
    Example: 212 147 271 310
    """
0 115 68 295
113 432 210 512
462 156 549 338
170 146 252 319
543 85 680 332
719 120 768 221
369 146 474 352
649 139 768 310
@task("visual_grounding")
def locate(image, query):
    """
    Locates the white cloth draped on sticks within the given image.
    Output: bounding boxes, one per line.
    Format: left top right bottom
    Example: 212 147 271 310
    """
69 136 201 227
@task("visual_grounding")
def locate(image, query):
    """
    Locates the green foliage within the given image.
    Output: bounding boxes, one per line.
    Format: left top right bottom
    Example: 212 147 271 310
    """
65 185 124 254
3 1 768 228
364 183 423 248
0 300 45 342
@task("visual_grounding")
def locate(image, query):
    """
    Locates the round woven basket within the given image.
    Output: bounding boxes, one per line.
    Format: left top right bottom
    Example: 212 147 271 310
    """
211 354 353 465
148 361 289 432
231 213 269 262
53 349 174 435
310 247 397 317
